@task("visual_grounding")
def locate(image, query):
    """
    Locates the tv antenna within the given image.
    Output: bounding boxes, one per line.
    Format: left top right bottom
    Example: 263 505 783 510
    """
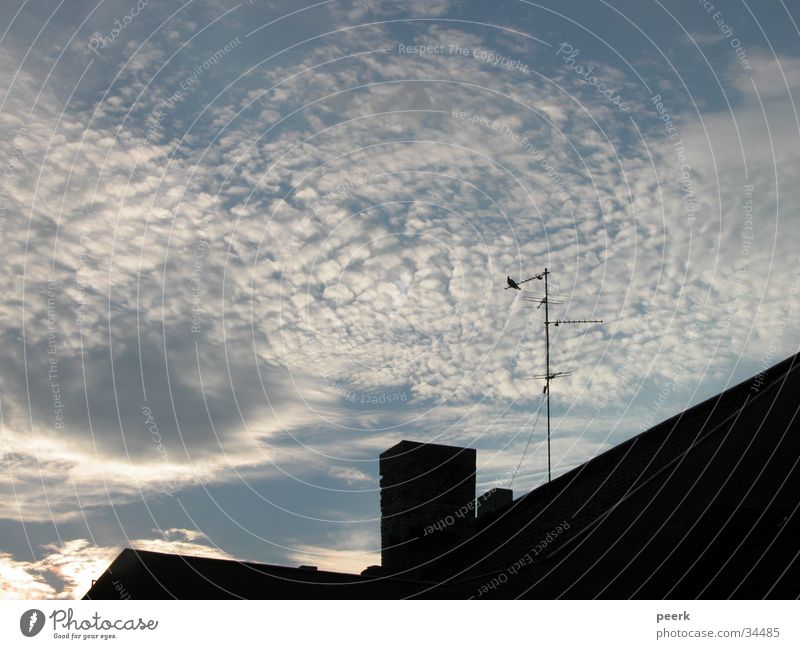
508 268 602 482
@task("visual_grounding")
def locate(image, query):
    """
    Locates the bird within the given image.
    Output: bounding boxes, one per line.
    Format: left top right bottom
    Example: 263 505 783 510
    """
506 276 522 290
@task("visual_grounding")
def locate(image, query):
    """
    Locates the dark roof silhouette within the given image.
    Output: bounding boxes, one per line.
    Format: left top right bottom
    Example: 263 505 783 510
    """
85 352 800 599
86 549 444 599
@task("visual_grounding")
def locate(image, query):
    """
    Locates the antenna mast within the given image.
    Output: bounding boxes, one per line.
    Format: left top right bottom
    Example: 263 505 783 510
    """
519 268 602 482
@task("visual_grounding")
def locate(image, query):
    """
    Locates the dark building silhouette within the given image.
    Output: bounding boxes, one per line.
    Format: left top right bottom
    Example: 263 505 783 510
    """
380 440 475 575
85 353 800 599
476 487 514 518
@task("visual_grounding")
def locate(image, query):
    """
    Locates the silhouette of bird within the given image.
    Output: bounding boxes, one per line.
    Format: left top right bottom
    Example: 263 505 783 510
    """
506 276 521 290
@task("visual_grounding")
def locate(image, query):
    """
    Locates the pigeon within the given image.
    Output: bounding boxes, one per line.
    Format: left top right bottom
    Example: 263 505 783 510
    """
506 276 521 290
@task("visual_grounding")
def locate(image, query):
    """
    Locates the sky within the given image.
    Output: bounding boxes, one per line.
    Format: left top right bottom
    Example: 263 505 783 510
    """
1 0 799 599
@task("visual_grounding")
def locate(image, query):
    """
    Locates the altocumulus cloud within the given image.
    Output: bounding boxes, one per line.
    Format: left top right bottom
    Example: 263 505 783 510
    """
0 0 798 596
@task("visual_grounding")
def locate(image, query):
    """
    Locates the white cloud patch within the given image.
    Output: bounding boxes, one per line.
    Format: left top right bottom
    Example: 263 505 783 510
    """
328 465 373 485
0 531 229 599
285 528 380 574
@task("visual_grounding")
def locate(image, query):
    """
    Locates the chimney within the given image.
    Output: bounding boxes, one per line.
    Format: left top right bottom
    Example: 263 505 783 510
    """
477 488 513 518
379 440 476 575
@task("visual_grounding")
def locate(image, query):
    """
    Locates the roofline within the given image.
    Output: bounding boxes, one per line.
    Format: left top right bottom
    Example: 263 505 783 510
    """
516 351 800 503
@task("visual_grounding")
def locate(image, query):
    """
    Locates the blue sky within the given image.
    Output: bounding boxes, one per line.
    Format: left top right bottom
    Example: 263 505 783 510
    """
1 0 799 598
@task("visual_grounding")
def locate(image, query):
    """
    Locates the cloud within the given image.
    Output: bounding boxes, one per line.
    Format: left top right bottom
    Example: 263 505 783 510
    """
328 465 373 485
1 2 798 590
284 528 379 574
686 32 728 46
0 551 59 600
0 532 231 599
0 18 762 518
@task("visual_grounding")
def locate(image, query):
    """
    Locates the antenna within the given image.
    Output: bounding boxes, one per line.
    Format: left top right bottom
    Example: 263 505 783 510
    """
509 267 603 483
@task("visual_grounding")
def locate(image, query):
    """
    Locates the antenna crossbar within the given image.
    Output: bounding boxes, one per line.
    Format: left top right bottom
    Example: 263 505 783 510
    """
550 318 603 326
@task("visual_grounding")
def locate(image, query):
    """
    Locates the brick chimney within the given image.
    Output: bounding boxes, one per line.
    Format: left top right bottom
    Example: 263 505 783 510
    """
477 487 513 518
379 440 476 575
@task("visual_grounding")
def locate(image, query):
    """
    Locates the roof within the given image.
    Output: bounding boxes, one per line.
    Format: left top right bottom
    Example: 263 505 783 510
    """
85 352 800 599
379 439 476 463
84 548 455 599
425 351 800 597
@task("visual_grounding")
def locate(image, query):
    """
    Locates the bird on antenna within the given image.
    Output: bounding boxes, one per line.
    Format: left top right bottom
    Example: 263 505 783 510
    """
506 276 522 291
505 274 544 290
